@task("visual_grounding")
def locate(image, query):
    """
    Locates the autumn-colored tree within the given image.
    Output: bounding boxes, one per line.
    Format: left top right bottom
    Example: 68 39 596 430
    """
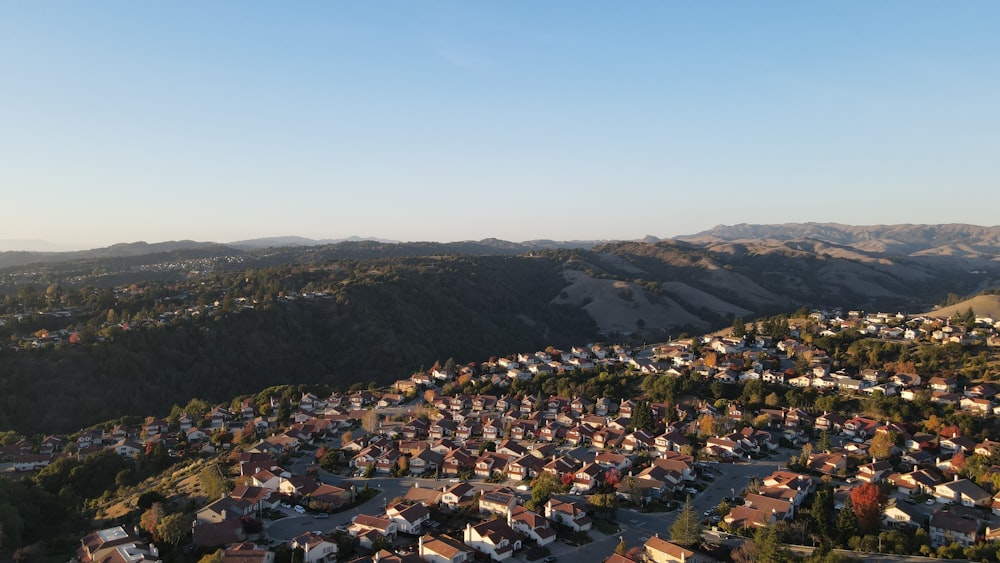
850 482 887 534
951 449 966 473
340 430 354 447
924 414 942 434
869 431 898 460
605 467 621 487
424 389 437 404
140 503 165 540
560 472 574 488
615 538 627 555
703 352 718 367
361 410 380 433
697 414 716 437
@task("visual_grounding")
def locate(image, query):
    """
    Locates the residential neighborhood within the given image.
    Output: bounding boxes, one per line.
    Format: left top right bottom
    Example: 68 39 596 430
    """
6 308 1000 562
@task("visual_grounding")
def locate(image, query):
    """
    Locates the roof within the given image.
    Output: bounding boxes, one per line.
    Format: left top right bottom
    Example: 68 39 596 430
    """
644 535 694 560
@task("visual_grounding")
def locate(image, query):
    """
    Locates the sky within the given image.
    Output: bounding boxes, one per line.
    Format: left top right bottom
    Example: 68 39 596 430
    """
2 2 999 250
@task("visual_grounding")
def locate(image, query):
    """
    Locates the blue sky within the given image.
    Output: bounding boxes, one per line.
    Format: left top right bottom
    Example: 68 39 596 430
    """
2 2 998 250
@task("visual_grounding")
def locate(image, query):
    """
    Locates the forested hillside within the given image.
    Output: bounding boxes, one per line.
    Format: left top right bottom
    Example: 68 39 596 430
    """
0 255 595 434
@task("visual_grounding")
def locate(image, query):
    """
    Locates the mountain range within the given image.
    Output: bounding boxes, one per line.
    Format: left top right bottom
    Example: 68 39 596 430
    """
4 223 1000 336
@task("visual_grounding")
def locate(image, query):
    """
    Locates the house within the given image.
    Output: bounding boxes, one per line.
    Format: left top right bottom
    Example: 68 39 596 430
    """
934 477 991 507
78 526 161 563
882 501 924 529
291 532 338 563
930 511 978 547
386 502 431 534
223 542 275 563
196 497 254 524
480 487 519 517
724 505 777 529
858 460 893 483
418 534 474 563
349 515 397 540
545 499 592 532
572 462 604 492
441 482 475 509
463 519 521 561
508 506 556 546
643 534 715 563
743 493 794 520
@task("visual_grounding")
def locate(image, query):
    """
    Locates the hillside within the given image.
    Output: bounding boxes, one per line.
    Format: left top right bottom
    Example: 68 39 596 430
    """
4 224 1000 433
924 294 1000 320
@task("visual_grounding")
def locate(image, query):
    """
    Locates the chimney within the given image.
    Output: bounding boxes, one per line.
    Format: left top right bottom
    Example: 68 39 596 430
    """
955 474 959 482
418 535 424 553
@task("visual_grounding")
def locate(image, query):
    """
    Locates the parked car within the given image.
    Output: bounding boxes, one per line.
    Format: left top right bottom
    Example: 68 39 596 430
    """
315 513 329 519
294 505 307 514
281 502 292 509
926 499 935 506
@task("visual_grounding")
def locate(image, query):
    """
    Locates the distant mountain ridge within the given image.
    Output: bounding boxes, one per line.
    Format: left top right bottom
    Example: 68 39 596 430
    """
679 222 1000 259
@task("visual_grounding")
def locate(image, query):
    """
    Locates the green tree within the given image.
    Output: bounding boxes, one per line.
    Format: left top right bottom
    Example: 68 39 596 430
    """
157 512 192 546
631 400 654 433
754 525 790 562
836 497 860 545
528 473 560 511
670 496 703 547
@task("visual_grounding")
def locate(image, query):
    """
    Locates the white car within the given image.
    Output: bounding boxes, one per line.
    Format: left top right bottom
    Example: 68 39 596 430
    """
294 505 307 514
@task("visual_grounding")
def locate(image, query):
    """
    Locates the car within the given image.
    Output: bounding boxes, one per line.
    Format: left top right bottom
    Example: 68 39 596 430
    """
294 505 307 514
315 513 329 519
845 477 857 484
543 557 558 563
280 502 292 509
449 478 460 483
686 488 698 495
926 499 936 506
904 498 916 505
516 485 529 491
638 537 649 542
703 509 715 516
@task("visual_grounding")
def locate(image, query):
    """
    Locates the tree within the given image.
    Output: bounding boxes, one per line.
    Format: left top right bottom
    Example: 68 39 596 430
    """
605 467 621 488
615 537 627 556
850 482 887 535
199 549 223 563
754 525 789 562
631 400 654 433
140 503 165 540
836 497 859 545
157 512 192 545
669 496 703 547
591 493 617 516
361 410 380 434
868 431 897 460
528 473 560 511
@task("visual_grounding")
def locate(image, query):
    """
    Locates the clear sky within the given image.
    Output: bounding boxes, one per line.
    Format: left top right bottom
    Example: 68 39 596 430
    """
2 2 999 250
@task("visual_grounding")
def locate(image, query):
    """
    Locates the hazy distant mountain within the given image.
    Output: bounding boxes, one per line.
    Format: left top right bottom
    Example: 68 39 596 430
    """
227 235 398 250
0 239 86 252
0 240 241 269
679 223 1000 260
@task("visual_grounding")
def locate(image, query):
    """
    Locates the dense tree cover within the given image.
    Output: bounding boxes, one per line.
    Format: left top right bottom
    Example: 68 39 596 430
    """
0 255 596 433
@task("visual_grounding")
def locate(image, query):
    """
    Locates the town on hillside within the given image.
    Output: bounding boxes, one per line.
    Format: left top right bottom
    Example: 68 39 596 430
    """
6 308 1000 562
